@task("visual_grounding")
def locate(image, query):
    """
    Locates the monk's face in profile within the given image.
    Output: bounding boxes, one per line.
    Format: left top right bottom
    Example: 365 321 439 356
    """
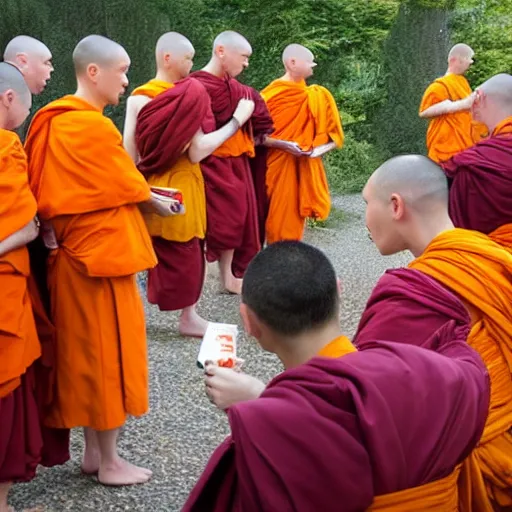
290 57 317 79
451 53 474 75
177 51 195 79
21 51 54 94
0 89 32 130
93 55 130 106
219 45 251 78
363 179 405 256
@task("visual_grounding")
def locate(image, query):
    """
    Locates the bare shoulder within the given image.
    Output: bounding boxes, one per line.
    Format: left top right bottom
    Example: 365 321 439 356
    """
126 95 152 116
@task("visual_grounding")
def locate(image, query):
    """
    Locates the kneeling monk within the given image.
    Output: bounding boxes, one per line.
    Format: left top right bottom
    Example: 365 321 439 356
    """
124 32 255 337
361 154 512 510
184 241 490 511
24 35 159 486
0 61 44 512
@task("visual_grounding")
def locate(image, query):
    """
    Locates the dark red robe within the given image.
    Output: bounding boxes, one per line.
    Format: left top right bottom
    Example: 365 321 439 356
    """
183 323 489 511
191 71 273 277
441 123 512 243
135 78 214 310
354 267 470 349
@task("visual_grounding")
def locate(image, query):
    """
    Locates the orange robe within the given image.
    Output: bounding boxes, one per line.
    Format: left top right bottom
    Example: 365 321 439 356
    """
419 74 487 163
24 95 157 431
0 129 43 482
410 228 512 510
261 79 344 244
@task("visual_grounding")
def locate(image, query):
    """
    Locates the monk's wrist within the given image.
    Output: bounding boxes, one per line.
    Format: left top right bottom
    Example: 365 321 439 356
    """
230 117 241 130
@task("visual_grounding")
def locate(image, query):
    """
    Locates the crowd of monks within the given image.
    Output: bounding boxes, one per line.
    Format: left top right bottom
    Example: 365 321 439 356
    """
0 26 512 512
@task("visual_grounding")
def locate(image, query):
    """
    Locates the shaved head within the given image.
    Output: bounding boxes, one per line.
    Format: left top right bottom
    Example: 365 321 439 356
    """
3 35 51 61
0 62 30 98
448 43 474 60
363 155 451 256
478 73 512 107
213 31 252 54
282 44 314 65
472 73 512 131
156 32 194 59
0 62 32 129
73 35 129 75
369 155 448 208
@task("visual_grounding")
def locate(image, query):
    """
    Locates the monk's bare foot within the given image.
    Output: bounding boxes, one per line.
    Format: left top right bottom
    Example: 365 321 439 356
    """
179 309 209 338
221 276 243 295
81 448 100 475
98 457 152 486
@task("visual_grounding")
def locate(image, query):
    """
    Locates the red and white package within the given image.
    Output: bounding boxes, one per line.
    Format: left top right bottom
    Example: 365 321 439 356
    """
150 186 185 215
197 323 238 369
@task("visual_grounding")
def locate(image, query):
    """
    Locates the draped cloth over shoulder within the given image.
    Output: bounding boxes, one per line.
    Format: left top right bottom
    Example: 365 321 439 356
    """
441 116 512 248
184 324 489 512
135 77 214 310
419 74 487 163
261 79 343 244
0 129 43 482
410 228 512 510
25 95 156 431
191 71 273 276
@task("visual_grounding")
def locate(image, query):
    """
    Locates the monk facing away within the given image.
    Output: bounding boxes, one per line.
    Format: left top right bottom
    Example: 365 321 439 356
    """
0 61 44 512
3 35 53 95
124 32 255 337
192 31 303 294
183 241 489 511
419 43 486 163
262 44 344 244
359 154 512 510
439 73 512 248
24 35 161 486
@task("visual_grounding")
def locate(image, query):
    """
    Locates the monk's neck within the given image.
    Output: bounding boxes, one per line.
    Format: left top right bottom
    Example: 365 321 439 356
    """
74 85 106 112
275 322 344 370
0 110 9 130
280 71 305 84
202 59 228 79
155 70 180 85
409 216 455 258
446 67 463 77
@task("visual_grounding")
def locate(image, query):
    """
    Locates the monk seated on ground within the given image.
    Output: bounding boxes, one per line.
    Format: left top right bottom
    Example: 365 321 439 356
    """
182 241 489 512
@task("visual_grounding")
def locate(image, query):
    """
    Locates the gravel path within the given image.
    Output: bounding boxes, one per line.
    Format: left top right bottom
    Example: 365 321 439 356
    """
11 194 412 512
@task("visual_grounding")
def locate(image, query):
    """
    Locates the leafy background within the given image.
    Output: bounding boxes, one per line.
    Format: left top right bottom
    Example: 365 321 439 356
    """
1 0 510 193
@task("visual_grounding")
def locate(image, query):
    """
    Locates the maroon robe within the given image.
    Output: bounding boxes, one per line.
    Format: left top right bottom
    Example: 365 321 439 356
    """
135 78 214 311
191 71 273 277
441 130 512 242
183 323 489 511
248 88 274 245
354 267 470 349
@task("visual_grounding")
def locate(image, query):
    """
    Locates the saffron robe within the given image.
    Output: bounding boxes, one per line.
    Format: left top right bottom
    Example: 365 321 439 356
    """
441 116 512 249
261 79 344 244
410 228 512 510
25 95 157 431
419 74 486 163
191 71 273 277
135 78 213 310
0 129 43 482
183 327 489 511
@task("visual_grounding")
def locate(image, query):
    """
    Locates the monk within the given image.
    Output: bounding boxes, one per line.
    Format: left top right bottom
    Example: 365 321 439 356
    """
0 62 43 512
361 154 512 510
262 44 344 244
3 35 53 94
183 241 489 511
440 73 512 248
419 43 486 163
24 35 161 486
192 31 297 294
124 32 255 337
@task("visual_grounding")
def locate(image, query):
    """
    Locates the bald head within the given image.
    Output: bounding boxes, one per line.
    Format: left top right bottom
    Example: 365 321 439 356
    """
213 31 252 54
73 35 129 75
155 32 194 79
0 62 32 130
3 35 53 94
282 44 314 65
472 73 512 131
478 73 512 107
369 155 448 209
156 32 194 60
448 43 474 60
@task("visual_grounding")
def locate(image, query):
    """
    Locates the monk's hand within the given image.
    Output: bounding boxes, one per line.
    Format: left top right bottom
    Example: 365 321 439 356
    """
41 221 58 250
146 193 180 217
204 363 266 410
232 98 255 127
282 141 311 157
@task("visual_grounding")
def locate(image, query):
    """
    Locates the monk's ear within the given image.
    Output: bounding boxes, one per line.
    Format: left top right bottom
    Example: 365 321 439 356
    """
390 193 405 220
0 90 15 108
15 52 29 69
87 63 100 81
163 53 172 65
216 45 225 59
336 277 343 299
240 303 262 339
